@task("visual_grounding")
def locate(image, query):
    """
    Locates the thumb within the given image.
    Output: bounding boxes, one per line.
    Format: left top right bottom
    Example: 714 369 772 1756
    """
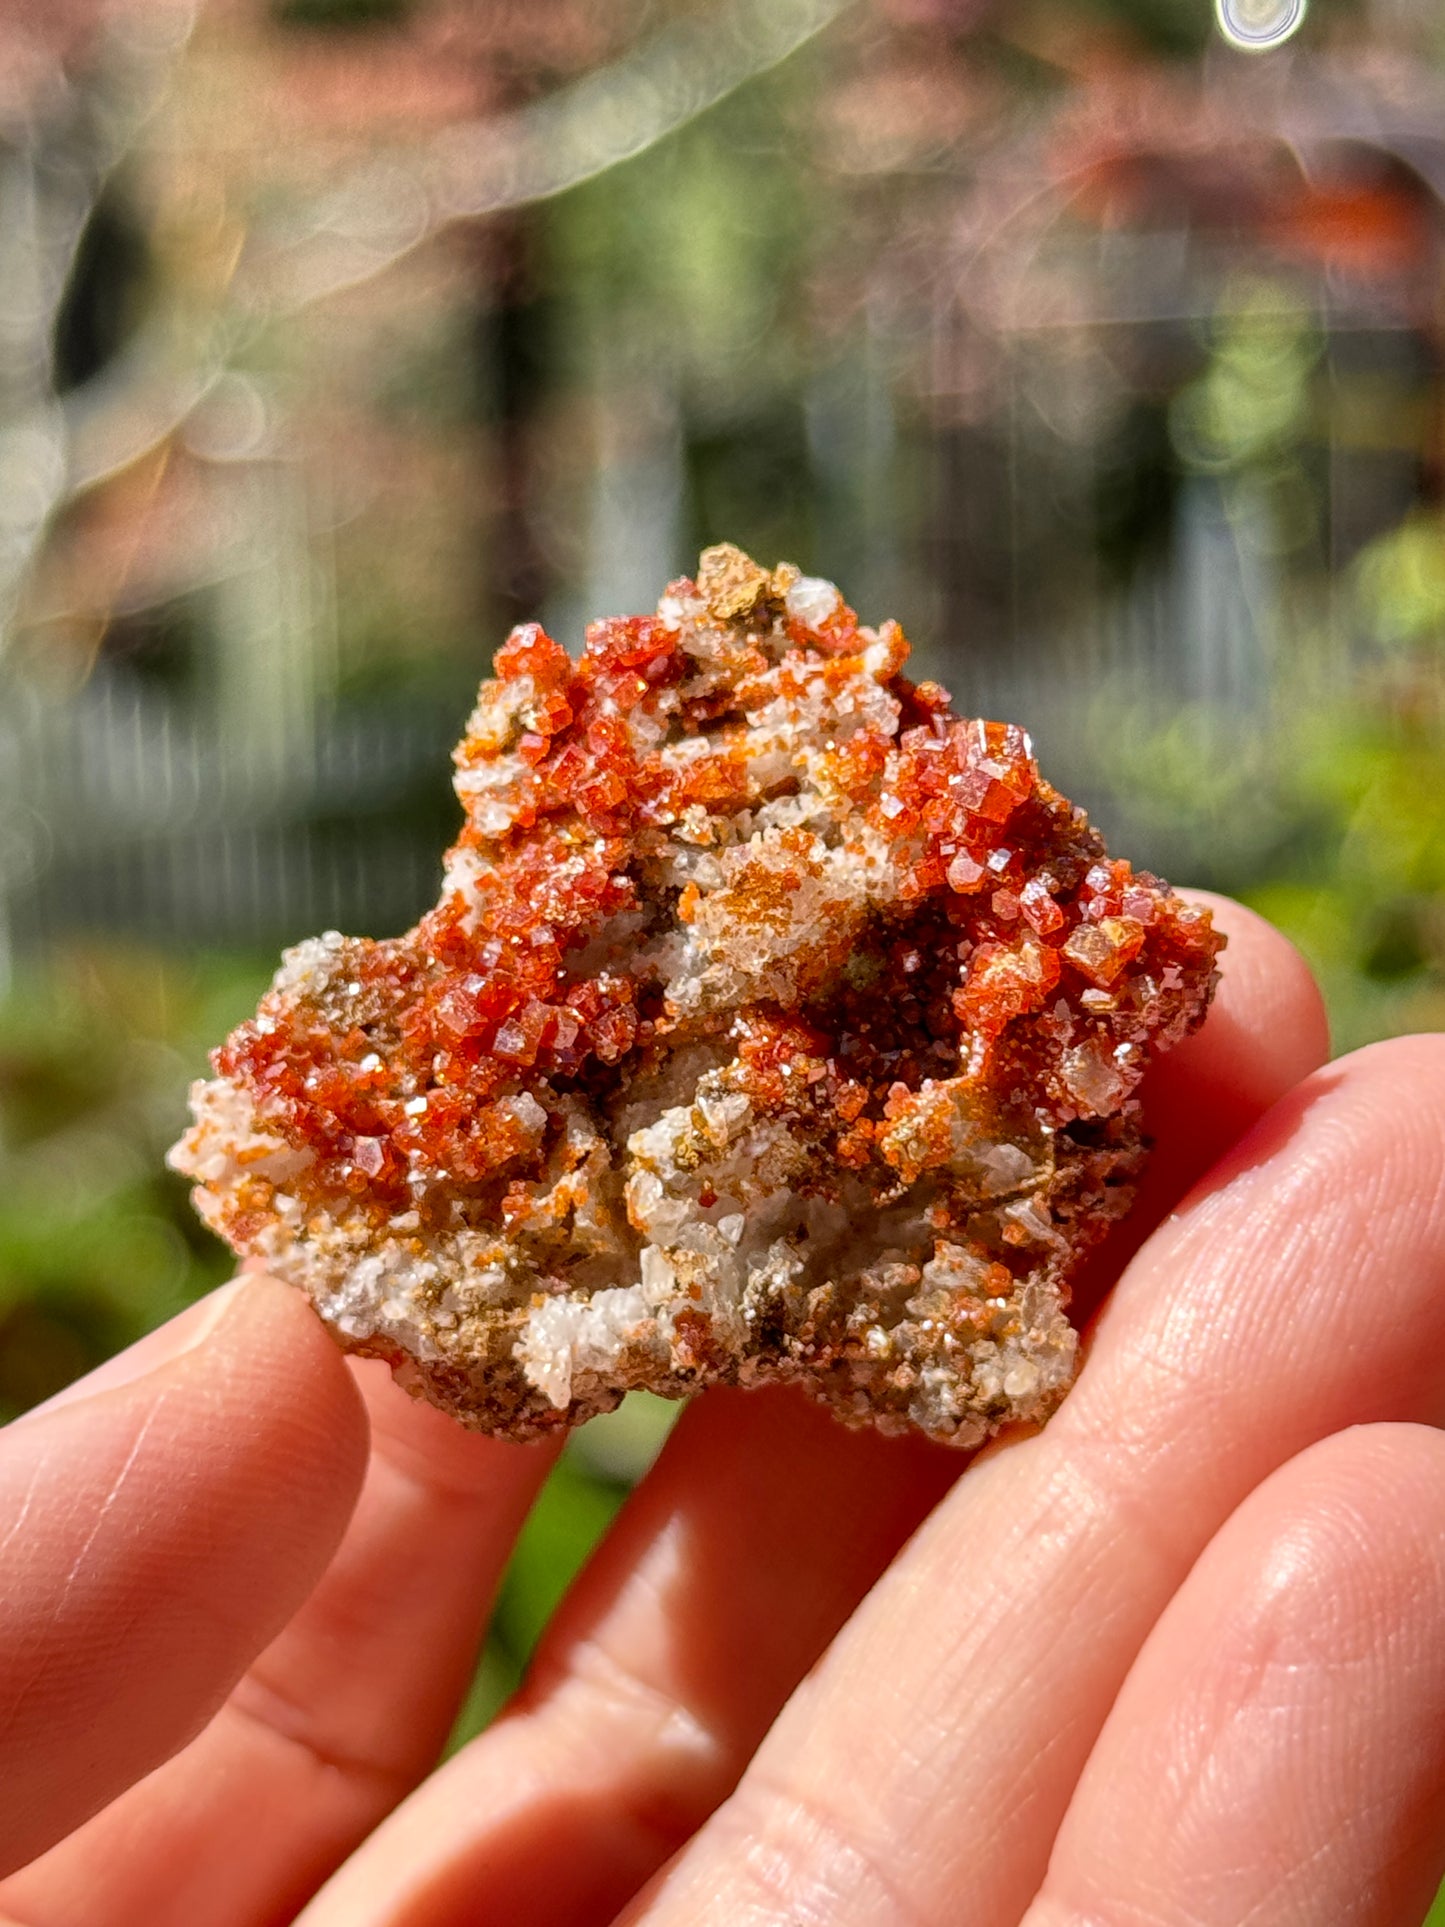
0 1275 368 1876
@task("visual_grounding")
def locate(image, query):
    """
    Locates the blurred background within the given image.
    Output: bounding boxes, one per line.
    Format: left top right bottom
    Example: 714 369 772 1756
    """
1 0 1444 1806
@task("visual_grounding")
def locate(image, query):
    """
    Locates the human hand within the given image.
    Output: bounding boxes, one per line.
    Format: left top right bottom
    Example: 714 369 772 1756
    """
2 895 1443 1927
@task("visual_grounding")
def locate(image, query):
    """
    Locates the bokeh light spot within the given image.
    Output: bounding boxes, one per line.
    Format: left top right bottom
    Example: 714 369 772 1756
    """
1216 0 1307 49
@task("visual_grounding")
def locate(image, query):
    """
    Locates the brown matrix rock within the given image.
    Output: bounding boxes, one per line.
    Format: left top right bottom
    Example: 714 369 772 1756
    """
171 547 1222 1445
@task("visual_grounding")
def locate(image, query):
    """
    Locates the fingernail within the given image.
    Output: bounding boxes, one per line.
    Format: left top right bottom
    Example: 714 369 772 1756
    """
11 1279 253 1428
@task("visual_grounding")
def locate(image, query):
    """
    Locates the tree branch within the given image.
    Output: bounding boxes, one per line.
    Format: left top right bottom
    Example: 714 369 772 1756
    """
50 0 855 513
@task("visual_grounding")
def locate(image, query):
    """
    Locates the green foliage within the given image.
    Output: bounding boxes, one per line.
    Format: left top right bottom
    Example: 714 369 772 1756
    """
1105 686 1445 1053
443 1397 677 1748
271 0 412 30
1107 275 1445 1051
1356 512 1445 651
544 73 823 567
1072 0 1212 57
1168 284 1328 570
443 1453 626 1749
552 78 816 402
0 948 272 1419
1245 698 1445 1050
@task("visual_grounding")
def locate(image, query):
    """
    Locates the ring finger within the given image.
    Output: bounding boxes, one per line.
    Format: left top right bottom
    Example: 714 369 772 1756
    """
620 1031 1445 1927
1026 1423 1445 1927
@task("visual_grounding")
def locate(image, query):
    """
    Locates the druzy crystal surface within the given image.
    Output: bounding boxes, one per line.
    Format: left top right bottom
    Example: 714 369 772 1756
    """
171 547 1222 1445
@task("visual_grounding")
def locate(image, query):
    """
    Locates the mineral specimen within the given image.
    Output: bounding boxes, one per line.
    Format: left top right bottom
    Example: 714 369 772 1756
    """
171 546 1222 1446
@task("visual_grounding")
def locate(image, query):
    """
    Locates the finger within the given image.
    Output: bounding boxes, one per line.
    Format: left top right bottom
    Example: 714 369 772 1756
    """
297 1387 957 1927
1068 889 1329 1316
621 1032 1445 1927
0 1276 367 1877
1150 890 1329 1133
298 896 1326 1927
2 1360 557 1927
1026 1424 1445 1927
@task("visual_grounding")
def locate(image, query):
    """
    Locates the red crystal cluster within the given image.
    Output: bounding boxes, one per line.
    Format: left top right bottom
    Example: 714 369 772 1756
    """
173 546 1222 1445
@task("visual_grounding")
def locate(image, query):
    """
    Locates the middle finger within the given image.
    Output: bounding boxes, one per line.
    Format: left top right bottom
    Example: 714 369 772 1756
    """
300 896 1324 1927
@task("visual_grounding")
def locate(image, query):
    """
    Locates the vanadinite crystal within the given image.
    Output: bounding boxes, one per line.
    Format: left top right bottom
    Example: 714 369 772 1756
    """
171 546 1222 1445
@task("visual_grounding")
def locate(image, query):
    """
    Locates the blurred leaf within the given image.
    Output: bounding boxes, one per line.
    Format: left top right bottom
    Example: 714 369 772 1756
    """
0 945 270 1418
571 1390 679 1484
1355 512 1445 652
445 1639 523 1757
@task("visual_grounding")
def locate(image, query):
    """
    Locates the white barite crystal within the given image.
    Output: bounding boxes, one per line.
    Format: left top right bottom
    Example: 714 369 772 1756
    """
784 573 842 629
271 931 350 1001
516 1285 658 1410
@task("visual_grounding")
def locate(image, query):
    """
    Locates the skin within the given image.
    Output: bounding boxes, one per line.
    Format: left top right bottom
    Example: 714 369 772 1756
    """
1 896 1443 1927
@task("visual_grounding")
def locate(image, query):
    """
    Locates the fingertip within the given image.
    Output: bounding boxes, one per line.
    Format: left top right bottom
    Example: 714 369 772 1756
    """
1172 891 1331 1113
1196 1423 1445 1669
169 1275 374 1640
21 1274 371 1504
1293 1031 1445 1206
1067 895 1332 1317
0 1275 370 1873
1344 1026 1445 1085
1136 892 1329 1182
346 1352 557 1505
191 1273 372 1504
1269 1420 1445 1536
